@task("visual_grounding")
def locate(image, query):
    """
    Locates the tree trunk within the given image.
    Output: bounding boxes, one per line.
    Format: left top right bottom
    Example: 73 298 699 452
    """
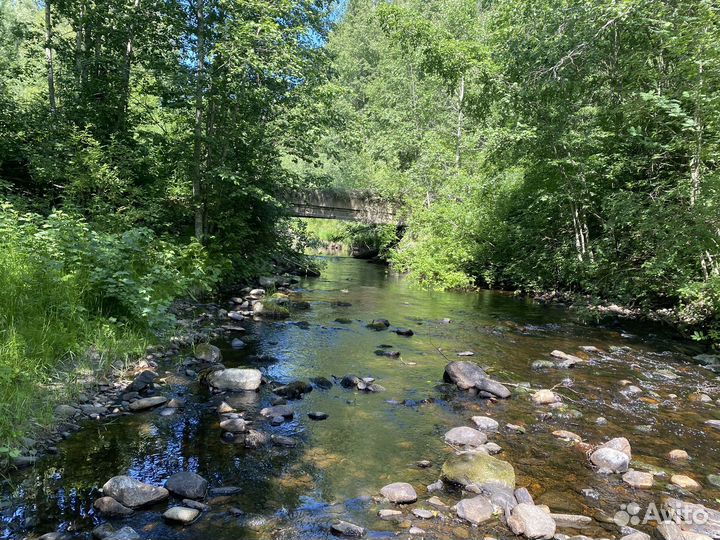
455 75 465 168
121 0 141 126
192 0 207 242
44 0 57 113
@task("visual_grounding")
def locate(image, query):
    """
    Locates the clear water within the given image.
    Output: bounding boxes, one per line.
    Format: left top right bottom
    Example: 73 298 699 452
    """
3 256 719 539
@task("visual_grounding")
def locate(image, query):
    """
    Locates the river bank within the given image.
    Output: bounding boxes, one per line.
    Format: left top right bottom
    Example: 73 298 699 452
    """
2 256 720 540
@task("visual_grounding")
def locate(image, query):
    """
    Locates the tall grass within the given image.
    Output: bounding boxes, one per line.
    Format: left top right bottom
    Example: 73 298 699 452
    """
0 203 221 456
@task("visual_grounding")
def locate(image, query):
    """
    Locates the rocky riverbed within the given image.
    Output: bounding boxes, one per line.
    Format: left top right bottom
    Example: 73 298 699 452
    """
2 257 720 540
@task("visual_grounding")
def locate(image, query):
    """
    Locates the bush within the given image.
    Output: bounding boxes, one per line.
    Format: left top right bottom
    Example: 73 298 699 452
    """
0 201 222 451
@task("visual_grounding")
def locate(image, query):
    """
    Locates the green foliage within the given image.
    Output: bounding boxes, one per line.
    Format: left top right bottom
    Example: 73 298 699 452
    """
319 0 720 343
0 202 222 449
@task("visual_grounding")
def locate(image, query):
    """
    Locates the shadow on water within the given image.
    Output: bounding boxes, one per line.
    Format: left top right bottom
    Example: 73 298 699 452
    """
3 256 720 539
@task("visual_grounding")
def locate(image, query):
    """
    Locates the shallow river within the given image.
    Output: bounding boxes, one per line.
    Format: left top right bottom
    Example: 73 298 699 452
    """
3 256 720 540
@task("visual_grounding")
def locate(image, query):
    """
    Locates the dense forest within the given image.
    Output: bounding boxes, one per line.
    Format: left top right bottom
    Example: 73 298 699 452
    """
0 0 334 447
302 0 720 342
1 0 719 448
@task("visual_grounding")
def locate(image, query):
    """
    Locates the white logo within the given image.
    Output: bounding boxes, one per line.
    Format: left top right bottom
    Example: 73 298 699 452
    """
614 502 709 527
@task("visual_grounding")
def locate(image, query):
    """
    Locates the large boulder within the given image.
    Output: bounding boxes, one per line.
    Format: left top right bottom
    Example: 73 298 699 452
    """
444 361 487 390
441 452 515 489
208 368 262 391
165 471 208 499
508 503 557 539
102 476 169 508
444 426 487 448
380 482 417 503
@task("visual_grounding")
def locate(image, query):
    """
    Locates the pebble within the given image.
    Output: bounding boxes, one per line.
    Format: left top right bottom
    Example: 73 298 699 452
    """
308 411 329 420
412 508 434 519
408 527 425 535
378 509 403 520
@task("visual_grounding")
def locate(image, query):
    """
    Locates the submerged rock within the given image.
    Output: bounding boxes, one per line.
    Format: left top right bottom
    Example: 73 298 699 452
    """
331 520 366 537
310 376 333 389
102 475 169 508
273 380 313 400
441 452 515 489
622 470 654 489
219 418 249 433
308 411 329 421
532 389 560 405
367 319 390 330
208 368 262 391
670 474 702 491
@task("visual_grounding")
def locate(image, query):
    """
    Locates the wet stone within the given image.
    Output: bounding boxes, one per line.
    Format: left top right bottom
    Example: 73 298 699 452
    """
444 426 487 448
128 396 168 411
622 470 654 489
508 503 557 539
380 482 418 503
331 520 366 537
472 416 499 432
412 508 434 519
379 509 403 520
165 471 208 499
102 475 169 508
308 411 329 420
93 496 134 516
454 495 493 525
163 506 200 524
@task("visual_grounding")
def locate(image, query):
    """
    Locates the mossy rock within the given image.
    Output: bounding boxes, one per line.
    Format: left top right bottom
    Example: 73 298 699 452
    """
441 452 515 489
253 301 290 319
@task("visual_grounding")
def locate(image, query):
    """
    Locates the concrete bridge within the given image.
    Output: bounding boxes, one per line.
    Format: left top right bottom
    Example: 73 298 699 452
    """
288 189 400 224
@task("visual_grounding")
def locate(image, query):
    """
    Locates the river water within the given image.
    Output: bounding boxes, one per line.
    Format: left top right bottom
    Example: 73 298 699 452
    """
2 256 720 540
